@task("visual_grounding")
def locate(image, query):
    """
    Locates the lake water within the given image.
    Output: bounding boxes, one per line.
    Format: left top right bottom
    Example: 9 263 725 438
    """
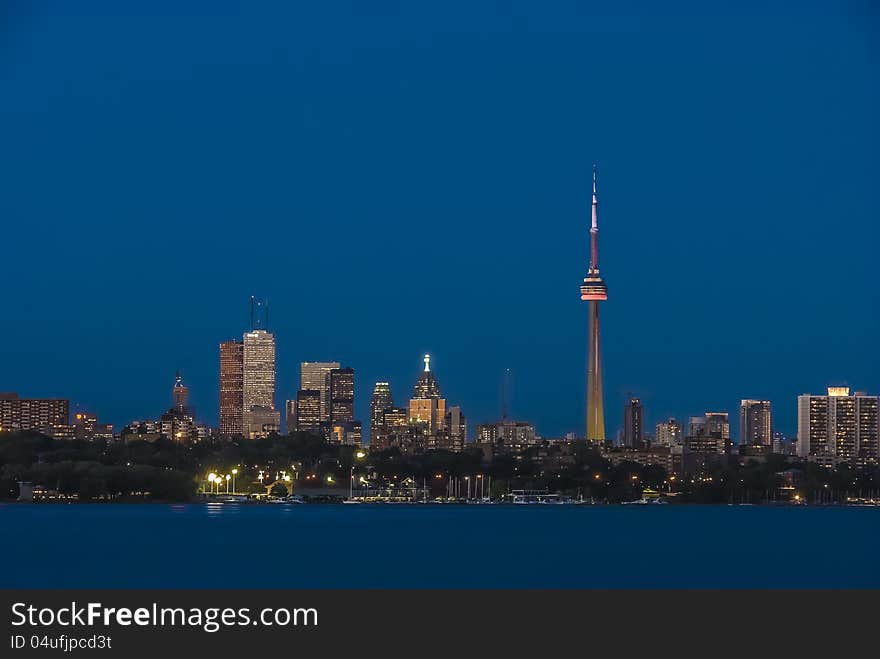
2 503 878 588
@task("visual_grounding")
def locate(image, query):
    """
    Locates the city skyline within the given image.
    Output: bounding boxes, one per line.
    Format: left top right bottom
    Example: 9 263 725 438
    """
1 2 876 439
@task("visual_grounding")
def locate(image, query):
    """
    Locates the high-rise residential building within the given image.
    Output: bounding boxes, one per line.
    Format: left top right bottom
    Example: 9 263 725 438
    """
219 340 244 438
623 398 644 447
285 399 297 434
329 367 355 424
300 362 339 422
655 418 683 447
580 166 608 442
686 412 731 454
0 393 69 434
740 400 772 446
295 389 322 435
797 387 879 463
370 382 393 446
476 421 536 449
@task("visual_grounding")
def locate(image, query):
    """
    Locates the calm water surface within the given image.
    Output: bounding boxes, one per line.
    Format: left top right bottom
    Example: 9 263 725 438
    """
2 503 878 588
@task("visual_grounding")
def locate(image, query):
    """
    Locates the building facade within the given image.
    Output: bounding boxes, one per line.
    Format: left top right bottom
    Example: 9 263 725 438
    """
0 393 69 434
797 387 879 463
623 398 644 448
370 382 393 446
219 340 244 438
295 389 322 435
300 362 339 423
329 367 355 424
740 399 772 446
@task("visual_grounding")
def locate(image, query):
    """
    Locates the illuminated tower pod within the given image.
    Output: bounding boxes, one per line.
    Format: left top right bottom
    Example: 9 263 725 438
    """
580 166 607 442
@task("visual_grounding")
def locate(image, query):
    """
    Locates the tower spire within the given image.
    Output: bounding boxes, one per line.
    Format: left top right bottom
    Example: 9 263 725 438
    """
590 164 599 271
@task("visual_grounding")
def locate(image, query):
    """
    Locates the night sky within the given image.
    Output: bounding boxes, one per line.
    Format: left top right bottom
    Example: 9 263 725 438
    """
1 1 877 440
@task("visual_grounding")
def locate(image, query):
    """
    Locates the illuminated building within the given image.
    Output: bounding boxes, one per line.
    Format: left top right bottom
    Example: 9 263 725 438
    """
408 354 446 433
686 412 731 454
580 166 607 442
160 371 196 441
655 418 683 446
0 393 69 434
285 399 297 434
330 367 355 424
244 406 280 439
476 421 536 449
219 340 244 438
330 420 362 446
623 398 644 447
446 406 467 449
242 329 279 438
370 382 393 446
300 362 339 423
740 400 772 446
797 387 879 463
295 389 322 435
172 371 189 413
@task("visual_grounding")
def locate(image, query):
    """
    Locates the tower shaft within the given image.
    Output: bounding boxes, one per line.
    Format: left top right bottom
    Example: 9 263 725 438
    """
586 300 605 441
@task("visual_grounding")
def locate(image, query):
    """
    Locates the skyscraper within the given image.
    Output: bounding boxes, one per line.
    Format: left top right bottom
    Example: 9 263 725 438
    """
0 393 69 433
296 389 322 434
370 382 393 446
285 399 297 434
623 398 644 448
243 329 278 438
329 367 355 424
300 362 339 422
740 400 772 446
219 340 244 438
580 166 607 442
172 371 189 413
409 354 446 433
797 387 879 463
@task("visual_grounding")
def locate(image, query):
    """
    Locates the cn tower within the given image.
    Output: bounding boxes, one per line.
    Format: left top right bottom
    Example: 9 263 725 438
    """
580 165 607 442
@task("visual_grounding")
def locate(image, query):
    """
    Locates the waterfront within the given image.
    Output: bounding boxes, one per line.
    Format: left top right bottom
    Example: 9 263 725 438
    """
2 504 878 588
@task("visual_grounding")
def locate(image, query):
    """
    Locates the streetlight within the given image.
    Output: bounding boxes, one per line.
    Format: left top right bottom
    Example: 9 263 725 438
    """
225 474 231 494
208 473 217 495
350 450 367 500
231 468 238 494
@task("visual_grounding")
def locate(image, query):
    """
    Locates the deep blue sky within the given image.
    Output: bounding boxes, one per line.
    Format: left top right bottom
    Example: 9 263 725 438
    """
1 1 877 440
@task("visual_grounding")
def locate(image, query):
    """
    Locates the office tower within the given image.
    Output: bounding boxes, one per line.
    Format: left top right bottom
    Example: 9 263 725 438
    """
0 393 69 433
623 398 644 447
172 371 189 413
656 418 683 447
370 382 393 445
446 406 467 450
300 362 340 423
330 420 362 446
740 400 772 446
295 389 322 435
329 367 355 424
409 354 445 433
580 166 608 442
244 406 280 439
285 399 297 434
797 387 880 462
219 340 244 438
243 329 276 413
